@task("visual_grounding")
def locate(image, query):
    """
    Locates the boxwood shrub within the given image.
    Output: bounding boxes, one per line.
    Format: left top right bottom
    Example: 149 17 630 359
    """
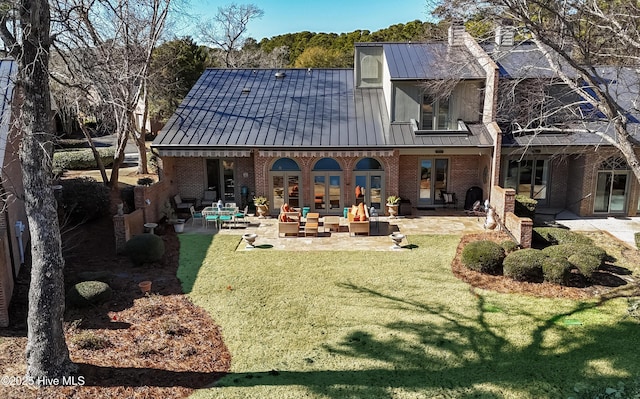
461 240 505 274
68 280 112 307
568 254 601 279
542 257 573 285
124 233 166 265
503 248 546 282
500 240 519 254
514 195 537 219
542 243 607 262
533 227 593 246
53 147 115 170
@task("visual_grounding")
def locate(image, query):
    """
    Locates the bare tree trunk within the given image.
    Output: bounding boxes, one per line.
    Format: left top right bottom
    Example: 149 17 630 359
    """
135 85 149 174
18 0 75 381
77 115 109 184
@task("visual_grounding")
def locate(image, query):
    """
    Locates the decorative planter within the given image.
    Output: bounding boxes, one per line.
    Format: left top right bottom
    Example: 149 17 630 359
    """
173 219 186 233
387 204 399 218
256 204 268 218
242 233 258 249
390 232 405 249
138 280 152 294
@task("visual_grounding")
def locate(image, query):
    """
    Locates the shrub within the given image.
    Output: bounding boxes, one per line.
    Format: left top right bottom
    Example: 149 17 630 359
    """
137 177 154 186
72 331 112 350
503 248 547 282
568 254 601 279
514 195 537 219
53 147 115 170
542 257 573 285
635 232 640 250
533 227 593 246
500 240 519 254
68 280 112 307
541 243 607 262
59 177 110 223
461 240 505 274
124 234 165 265
54 138 88 149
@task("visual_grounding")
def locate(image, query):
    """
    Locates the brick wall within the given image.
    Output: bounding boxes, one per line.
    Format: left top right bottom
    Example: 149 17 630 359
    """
113 209 145 253
0 229 10 327
548 156 569 208
504 212 533 248
491 185 515 220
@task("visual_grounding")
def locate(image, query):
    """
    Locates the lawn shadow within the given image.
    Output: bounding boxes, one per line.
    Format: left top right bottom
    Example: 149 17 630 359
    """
217 283 640 397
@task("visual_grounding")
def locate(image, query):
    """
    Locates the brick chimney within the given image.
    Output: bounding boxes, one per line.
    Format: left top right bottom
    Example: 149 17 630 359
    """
495 23 515 47
448 19 465 46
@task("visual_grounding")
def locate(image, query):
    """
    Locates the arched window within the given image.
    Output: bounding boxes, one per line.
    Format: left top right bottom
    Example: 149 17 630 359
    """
600 157 628 170
271 157 300 171
355 157 382 170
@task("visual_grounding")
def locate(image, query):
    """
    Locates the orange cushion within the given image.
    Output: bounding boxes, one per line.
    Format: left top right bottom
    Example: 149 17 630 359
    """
280 213 289 222
355 185 362 198
357 203 365 216
354 215 360 221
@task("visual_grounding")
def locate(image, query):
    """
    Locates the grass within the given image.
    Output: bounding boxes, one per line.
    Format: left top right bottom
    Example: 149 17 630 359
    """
178 234 640 399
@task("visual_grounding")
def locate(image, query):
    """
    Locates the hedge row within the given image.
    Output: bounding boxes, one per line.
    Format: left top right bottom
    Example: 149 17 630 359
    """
53 147 115 170
461 237 607 285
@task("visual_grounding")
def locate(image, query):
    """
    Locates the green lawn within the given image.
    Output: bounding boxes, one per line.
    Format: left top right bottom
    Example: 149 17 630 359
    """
178 234 640 399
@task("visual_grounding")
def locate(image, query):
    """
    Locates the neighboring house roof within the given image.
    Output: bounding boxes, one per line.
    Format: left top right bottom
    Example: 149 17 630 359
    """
153 68 494 152
364 42 486 80
0 59 16 171
483 41 577 79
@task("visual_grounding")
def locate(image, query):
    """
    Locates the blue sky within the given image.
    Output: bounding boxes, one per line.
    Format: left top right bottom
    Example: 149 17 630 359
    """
192 0 434 41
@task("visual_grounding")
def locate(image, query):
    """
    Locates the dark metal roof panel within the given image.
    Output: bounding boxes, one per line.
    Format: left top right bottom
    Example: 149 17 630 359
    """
383 43 486 80
154 68 495 150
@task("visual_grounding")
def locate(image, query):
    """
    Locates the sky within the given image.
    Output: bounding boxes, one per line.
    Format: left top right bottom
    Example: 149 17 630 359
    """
191 0 434 41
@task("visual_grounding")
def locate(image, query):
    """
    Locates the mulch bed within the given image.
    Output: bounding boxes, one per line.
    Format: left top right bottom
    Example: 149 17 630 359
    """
1 216 231 399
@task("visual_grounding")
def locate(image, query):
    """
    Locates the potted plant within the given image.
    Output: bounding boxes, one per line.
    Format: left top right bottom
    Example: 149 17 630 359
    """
253 195 269 218
386 195 401 218
162 200 186 232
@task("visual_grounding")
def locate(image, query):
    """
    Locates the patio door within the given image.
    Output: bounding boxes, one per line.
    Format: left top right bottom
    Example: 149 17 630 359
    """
206 159 235 202
354 174 383 210
418 158 448 205
595 172 628 213
313 174 342 214
271 174 301 210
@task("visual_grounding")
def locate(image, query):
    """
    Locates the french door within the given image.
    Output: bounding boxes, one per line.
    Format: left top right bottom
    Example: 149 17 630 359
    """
418 159 448 205
271 173 301 210
312 174 342 214
354 173 383 210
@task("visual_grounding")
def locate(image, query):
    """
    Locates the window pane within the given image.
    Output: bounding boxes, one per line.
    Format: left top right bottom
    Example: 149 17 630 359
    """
314 175 325 210
370 175 382 209
313 158 341 171
435 159 448 200
419 160 432 201
271 157 300 171
272 175 284 210
329 175 341 210
206 159 220 197
288 175 300 208
533 159 548 200
355 158 382 170
518 160 533 198
422 95 434 130
223 160 234 201
437 98 449 129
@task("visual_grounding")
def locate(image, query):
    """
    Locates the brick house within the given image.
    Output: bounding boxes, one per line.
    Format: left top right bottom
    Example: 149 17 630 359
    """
152 24 640 218
152 26 500 216
0 59 29 327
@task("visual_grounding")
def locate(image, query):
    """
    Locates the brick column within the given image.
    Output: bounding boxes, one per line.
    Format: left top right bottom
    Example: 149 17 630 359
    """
113 215 126 254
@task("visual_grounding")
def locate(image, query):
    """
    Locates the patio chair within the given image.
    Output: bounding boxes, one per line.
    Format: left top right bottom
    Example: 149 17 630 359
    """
278 211 301 237
235 206 249 226
347 204 370 236
202 208 220 229
201 190 216 207
305 212 319 236
190 206 204 226
174 194 194 211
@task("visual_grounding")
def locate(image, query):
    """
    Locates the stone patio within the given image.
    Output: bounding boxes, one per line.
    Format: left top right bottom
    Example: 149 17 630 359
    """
178 209 489 251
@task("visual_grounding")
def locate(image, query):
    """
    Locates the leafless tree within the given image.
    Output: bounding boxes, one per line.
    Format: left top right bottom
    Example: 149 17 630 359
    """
0 0 75 382
51 0 172 183
430 0 640 184
199 3 264 67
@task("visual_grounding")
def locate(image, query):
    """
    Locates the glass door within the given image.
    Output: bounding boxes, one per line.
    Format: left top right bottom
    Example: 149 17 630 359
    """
418 158 448 205
354 174 384 210
271 173 301 210
312 174 342 213
595 172 628 213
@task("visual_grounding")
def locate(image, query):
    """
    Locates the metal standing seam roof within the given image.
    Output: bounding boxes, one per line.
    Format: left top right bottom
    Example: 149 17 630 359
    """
0 59 16 171
380 42 486 80
153 68 495 151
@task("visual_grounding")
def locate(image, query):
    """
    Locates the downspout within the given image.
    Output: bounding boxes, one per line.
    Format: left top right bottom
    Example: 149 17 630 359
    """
14 220 24 266
2 198 16 281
